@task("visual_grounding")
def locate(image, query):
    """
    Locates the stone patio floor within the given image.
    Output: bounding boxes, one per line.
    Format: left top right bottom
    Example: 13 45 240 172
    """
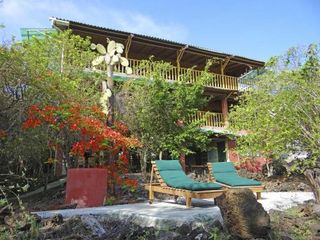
33 192 314 230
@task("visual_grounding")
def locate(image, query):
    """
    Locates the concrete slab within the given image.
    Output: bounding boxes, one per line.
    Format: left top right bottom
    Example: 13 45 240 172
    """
33 192 314 230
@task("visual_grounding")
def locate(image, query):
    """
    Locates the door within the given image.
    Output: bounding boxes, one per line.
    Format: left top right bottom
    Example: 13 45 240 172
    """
207 141 226 162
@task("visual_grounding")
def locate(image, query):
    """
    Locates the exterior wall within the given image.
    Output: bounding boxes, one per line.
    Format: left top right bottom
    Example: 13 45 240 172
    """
227 139 268 172
227 139 240 163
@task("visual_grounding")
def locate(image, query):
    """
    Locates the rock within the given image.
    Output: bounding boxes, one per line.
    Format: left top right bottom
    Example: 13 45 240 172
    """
177 223 192 235
51 213 63 224
80 215 106 238
312 204 320 217
188 226 209 240
216 188 271 239
297 183 308 191
157 230 181 240
203 219 223 232
311 223 320 238
280 235 293 240
31 213 42 223
59 202 78 209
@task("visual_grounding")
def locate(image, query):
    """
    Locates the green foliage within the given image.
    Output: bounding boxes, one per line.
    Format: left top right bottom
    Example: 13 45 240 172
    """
0 30 103 181
229 43 320 170
271 206 315 240
120 59 212 161
0 185 39 240
209 227 231 240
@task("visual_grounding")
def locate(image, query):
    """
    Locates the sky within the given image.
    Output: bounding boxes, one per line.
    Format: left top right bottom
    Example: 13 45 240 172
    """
0 0 319 61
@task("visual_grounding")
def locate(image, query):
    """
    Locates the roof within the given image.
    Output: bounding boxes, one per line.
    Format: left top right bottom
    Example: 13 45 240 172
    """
20 28 56 40
51 17 264 77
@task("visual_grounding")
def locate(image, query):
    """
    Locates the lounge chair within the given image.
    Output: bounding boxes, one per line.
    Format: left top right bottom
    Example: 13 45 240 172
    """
145 160 225 208
207 162 264 199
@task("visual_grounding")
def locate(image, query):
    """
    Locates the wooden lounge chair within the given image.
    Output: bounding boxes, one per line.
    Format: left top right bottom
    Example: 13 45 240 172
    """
207 162 264 199
145 160 225 208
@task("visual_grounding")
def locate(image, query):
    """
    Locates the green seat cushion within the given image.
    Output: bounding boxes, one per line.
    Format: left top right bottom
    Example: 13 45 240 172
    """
212 162 237 173
214 172 261 186
155 160 222 191
212 162 261 187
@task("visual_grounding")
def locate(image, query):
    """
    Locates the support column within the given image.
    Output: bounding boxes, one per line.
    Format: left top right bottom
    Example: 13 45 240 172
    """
220 56 233 75
125 34 134 59
221 96 229 127
176 45 188 77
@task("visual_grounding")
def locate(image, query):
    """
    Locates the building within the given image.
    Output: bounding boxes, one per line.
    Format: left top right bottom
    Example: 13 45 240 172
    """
51 17 264 172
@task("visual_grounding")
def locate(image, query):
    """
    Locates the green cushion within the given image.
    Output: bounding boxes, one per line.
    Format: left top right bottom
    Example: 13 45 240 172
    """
155 160 222 191
212 162 261 187
214 172 261 186
156 160 183 171
212 162 237 173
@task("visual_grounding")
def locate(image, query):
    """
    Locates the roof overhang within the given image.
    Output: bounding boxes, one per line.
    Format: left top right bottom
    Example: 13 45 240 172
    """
51 17 264 77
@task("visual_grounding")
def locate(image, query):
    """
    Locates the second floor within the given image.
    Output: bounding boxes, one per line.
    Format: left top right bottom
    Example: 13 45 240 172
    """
52 18 264 93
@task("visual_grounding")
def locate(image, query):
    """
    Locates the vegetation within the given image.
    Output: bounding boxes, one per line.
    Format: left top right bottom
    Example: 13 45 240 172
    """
0 31 140 237
0 30 102 184
120 60 213 174
229 43 320 202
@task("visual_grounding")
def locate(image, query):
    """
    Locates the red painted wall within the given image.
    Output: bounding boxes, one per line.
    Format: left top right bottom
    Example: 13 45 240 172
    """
65 168 107 208
227 140 268 172
227 140 239 163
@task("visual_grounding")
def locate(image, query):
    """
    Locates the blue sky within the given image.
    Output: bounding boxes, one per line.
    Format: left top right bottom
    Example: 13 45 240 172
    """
0 0 319 61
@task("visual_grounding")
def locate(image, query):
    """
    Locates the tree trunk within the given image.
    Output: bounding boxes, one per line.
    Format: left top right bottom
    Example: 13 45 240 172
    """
304 168 320 204
139 149 148 179
106 65 114 126
159 151 162 160
266 162 273 177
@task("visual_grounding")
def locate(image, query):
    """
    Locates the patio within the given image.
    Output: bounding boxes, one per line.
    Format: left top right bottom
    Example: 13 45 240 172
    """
34 192 314 230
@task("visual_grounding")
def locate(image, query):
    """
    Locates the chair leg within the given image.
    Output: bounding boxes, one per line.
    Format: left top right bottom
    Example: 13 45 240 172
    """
186 196 192 208
256 192 262 200
149 186 154 204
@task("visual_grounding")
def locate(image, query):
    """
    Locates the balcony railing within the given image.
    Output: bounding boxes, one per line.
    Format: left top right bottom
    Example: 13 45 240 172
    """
94 58 239 91
191 111 226 128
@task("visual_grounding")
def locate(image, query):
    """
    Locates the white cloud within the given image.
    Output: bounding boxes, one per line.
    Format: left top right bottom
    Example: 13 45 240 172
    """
0 0 188 42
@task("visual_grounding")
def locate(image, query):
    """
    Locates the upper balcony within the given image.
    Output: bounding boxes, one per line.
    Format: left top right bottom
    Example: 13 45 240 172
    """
102 58 239 91
53 18 264 92
191 111 227 129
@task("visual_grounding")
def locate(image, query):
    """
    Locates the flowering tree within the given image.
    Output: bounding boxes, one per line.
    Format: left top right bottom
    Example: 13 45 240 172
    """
0 31 139 193
22 103 139 190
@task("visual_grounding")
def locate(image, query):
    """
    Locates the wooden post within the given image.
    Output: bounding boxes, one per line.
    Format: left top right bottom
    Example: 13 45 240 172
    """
125 34 134 59
185 193 192 208
149 164 155 204
221 96 229 127
176 45 188 79
256 192 262 200
220 56 232 75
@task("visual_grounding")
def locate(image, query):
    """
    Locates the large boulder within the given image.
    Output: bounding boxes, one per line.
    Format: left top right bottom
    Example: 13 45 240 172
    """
216 188 271 239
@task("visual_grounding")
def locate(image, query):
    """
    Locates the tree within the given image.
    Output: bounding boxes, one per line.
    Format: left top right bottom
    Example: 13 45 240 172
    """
0 30 103 185
120 60 213 174
229 43 320 202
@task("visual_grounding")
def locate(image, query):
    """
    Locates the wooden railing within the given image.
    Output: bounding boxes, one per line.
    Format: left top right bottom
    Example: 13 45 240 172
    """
94 58 239 91
191 111 226 128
